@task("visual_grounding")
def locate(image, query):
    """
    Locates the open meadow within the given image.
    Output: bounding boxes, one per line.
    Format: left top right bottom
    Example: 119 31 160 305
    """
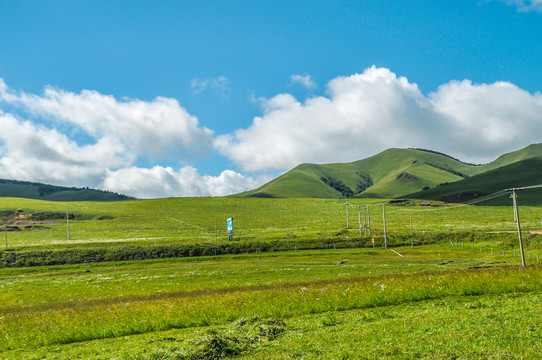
1 197 542 359
2 196 542 249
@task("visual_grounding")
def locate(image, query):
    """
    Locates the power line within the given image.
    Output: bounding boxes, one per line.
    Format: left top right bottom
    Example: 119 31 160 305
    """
462 190 508 205
511 184 542 190
380 183 542 212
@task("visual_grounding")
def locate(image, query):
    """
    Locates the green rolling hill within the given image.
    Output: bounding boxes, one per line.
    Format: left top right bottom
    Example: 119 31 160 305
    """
358 161 464 199
406 156 542 206
241 144 542 201
482 143 542 171
0 179 133 201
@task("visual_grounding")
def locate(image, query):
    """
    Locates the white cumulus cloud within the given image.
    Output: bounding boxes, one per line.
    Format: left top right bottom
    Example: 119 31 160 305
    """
0 80 213 159
0 111 124 185
215 66 542 171
430 80 542 157
102 166 266 199
0 80 263 198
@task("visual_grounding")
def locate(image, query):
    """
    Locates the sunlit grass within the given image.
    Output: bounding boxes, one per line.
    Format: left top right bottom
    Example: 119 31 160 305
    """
1 197 541 250
0 245 532 310
0 246 541 353
4 291 542 360
1 197 542 358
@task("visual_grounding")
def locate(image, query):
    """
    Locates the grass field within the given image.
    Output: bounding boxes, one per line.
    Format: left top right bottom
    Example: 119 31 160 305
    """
1 197 542 359
2 196 542 250
1 247 541 359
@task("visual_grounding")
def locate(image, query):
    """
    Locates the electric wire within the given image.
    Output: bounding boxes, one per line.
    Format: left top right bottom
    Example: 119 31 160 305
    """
342 183 542 213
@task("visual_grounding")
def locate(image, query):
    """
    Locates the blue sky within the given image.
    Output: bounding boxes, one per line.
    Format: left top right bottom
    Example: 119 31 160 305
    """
1 0 542 197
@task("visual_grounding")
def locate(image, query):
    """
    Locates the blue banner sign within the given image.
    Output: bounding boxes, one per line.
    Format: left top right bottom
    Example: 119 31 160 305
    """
227 217 234 237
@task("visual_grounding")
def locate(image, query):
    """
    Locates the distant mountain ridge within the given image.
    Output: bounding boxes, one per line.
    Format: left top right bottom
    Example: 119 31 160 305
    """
0 179 134 201
239 144 542 204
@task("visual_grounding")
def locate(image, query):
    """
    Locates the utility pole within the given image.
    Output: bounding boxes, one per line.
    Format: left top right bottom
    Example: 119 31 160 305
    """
357 205 361 228
362 205 367 236
382 203 387 248
345 200 349 229
67 211 70 241
4 217 7 248
357 206 362 237
506 187 526 267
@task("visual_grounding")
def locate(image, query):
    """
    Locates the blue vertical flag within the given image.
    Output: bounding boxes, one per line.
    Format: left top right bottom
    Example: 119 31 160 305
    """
227 217 234 237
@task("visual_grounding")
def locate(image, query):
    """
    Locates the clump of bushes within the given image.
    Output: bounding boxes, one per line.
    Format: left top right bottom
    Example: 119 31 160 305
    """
320 176 354 198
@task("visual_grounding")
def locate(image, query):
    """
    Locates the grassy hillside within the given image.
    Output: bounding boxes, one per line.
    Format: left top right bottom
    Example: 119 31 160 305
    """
359 161 464 198
0 179 133 201
481 143 542 171
406 156 542 206
244 148 483 199
243 164 342 198
242 144 542 200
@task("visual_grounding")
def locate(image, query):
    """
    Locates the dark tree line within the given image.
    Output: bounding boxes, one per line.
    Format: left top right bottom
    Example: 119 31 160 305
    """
0 179 133 200
320 176 354 198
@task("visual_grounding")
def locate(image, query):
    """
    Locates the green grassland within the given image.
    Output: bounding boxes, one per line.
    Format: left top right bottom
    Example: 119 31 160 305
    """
2 196 542 250
2 247 542 359
2 196 542 358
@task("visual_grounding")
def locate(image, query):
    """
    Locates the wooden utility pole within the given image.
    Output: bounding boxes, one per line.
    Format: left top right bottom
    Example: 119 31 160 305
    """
67 211 70 241
506 188 526 267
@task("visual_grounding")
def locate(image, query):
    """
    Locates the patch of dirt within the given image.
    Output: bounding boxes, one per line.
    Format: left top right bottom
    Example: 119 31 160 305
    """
395 172 417 180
